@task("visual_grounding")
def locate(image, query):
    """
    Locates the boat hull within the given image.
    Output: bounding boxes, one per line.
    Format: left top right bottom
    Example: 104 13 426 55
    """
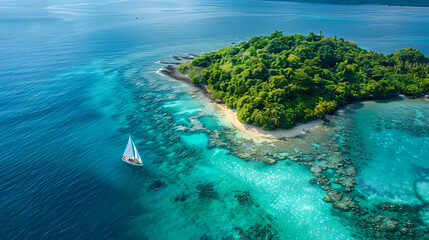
121 158 143 166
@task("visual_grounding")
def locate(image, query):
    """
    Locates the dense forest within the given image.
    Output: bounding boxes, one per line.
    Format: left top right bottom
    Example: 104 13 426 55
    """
178 31 429 130
266 0 429 7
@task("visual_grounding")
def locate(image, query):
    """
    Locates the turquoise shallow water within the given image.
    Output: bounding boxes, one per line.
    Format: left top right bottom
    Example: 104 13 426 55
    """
0 0 428 239
354 99 429 204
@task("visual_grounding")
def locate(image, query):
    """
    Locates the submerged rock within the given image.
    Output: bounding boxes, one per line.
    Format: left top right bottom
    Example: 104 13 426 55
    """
234 223 278 240
200 233 213 240
147 180 165 192
324 196 331 203
174 192 187 202
197 183 219 199
234 191 253 205
309 178 318 185
380 218 398 232
325 188 358 212
172 55 182 61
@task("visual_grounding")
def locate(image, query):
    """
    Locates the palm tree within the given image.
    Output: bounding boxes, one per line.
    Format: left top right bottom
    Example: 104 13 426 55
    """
271 109 281 127
264 107 270 116
264 99 269 109
314 106 325 118
258 111 264 125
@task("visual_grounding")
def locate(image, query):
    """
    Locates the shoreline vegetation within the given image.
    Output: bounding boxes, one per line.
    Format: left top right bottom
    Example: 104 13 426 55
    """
157 38 429 239
265 0 429 7
175 31 429 132
160 65 324 141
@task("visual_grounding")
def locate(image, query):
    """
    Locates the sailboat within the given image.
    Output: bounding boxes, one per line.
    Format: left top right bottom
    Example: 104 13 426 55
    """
122 135 143 166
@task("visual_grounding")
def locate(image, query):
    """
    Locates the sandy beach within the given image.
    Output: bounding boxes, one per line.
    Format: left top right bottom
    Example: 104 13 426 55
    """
161 64 324 141
215 103 324 142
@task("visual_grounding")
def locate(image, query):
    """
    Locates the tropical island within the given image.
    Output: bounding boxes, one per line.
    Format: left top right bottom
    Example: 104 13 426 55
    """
177 31 429 130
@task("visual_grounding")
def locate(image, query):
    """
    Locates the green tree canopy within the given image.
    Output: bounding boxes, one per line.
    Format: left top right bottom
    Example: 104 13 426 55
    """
178 32 429 130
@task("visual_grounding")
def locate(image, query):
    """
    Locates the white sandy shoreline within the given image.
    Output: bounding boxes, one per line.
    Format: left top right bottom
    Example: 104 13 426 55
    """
161 65 325 141
214 103 324 142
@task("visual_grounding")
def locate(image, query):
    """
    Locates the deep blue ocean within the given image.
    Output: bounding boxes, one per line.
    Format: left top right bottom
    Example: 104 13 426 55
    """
0 0 428 239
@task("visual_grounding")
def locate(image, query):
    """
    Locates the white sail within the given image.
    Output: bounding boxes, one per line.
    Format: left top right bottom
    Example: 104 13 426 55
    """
123 135 135 158
122 135 143 166
133 143 141 162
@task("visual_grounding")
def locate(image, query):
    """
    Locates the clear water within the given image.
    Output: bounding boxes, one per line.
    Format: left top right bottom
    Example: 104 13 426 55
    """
353 99 429 204
0 0 428 239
